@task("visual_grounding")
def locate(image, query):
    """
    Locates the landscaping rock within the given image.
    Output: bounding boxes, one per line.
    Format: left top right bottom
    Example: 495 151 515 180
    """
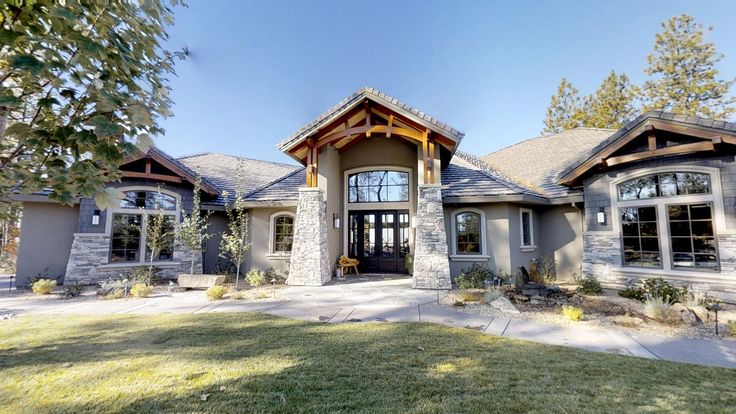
177 274 226 289
669 303 699 326
513 294 529 302
490 296 520 314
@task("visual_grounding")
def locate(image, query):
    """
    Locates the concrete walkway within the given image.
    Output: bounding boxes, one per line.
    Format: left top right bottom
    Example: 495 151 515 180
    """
2 277 735 369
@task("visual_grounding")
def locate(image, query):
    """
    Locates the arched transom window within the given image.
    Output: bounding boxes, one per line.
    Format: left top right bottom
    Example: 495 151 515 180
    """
348 170 409 203
615 172 719 272
271 214 294 253
110 190 178 263
455 211 482 254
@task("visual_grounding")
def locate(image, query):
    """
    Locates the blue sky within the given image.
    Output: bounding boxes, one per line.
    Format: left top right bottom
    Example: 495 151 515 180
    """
158 0 736 165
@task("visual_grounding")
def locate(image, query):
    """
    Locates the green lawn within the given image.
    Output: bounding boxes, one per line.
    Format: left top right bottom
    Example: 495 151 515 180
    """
1 314 734 413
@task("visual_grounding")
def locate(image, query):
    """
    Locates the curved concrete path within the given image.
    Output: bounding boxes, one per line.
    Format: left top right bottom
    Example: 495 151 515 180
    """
2 277 735 369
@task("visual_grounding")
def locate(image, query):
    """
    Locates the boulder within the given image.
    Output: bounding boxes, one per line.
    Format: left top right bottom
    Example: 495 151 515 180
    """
669 303 699 326
178 274 226 289
490 296 521 314
689 305 710 323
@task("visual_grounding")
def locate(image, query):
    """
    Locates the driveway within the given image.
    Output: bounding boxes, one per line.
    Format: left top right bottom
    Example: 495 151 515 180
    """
2 277 735 369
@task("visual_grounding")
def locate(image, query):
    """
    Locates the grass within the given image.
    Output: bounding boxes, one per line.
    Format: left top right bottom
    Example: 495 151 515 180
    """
1 314 735 413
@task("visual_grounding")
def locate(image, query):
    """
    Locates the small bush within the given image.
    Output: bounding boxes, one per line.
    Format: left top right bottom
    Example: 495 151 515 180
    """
458 290 482 302
62 283 83 298
231 291 245 300
684 291 712 308
131 283 152 298
31 279 56 295
254 291 269 300
405 254 414 275
618 278 687 303
206 285 227 301
728 321 736 337
539 255 557 284
103 288 125 300
562 305 584 321
130 266 162 286
246 269 266 288
456 263 493 289
483 288 504 304
577 276 602 295
452 300 465 307
644 294 673 322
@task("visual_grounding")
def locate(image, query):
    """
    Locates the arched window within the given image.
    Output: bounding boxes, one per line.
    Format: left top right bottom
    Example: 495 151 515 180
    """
271 213 294 253
109 189 178 263
348 170 409 203
455 211 482 254
617 172 710 200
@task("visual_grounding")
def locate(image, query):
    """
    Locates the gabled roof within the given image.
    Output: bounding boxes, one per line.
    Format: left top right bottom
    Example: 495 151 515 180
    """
177 152 299 203
481 128 614 198
123 147 221 195
243 168 306 203
558 111 736 185
276 87 465 154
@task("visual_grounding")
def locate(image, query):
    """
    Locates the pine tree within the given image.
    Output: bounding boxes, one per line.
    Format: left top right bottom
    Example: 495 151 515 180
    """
583 71 639 129
643 14 735 119
542 78 585 134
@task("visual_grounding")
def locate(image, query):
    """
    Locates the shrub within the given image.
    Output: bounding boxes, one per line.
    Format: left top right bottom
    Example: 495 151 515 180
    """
644 294 673 322
206 285 227 301
539 255 557 284
618 278 687 304
458 290 482 302
728 321 736 337
231 291 245 300
31 279 56 295
98 278 131 296
246 269 266 288
684 291 712 308
452 300 465 307
577 276 602 295
131 283 152 298
62 283 83 298
103 288 125 300
130 266 162 286
483 288 504 304
254 291 269 300
456 263 493 289
405 254 414 275
562 305 584 321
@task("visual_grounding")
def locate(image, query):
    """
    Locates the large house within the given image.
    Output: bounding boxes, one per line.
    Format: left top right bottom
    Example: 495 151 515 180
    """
13 88 736 298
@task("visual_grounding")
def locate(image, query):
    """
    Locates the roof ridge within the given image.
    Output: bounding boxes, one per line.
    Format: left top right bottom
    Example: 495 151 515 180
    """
243 166 306 200
177 152 299 169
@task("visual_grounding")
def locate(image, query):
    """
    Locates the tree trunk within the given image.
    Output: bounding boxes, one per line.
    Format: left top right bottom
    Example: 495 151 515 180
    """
235 263 241 291
190 258 194 276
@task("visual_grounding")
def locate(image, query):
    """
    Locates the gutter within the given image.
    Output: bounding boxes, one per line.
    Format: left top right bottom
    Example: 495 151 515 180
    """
442 193 583 206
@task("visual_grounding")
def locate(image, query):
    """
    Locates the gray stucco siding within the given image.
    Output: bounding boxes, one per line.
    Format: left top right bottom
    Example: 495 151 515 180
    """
15 202 79 286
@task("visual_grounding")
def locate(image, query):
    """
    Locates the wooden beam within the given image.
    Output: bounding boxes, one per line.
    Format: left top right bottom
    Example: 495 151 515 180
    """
364 100 372 138
605 141 715 167
306 140 314 187
145 158 152 174
646 125 657 151
428 137 436 184
386 114 394 138
422 129 429 184
316 125 425 149
121 171 183 184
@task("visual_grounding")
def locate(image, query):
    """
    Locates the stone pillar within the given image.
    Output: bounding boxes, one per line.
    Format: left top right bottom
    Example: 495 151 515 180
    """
287 187 331 286
412 184 451 289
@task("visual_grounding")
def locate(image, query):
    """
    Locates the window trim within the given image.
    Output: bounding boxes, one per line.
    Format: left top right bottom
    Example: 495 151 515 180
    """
618 206 663 269
105 186 181 265
267 210 295 258
519 208 536 251
609 166 728 276
347 170 410 204
450 207 489 261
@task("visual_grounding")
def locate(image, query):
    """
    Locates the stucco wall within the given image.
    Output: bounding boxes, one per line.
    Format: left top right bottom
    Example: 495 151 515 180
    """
318 145 341 270
246 207 296 277
539 204 584 280
16 202 79 286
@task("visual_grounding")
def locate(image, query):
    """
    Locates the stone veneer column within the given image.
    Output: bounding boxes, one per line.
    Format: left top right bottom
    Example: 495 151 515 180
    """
287 187 331 286
412 184 451 289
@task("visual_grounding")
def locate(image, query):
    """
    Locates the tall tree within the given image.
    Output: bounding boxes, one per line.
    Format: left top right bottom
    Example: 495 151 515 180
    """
0 1 187 219
583 71 639 129
643 14 735 119
542 78 585 134
220 162 251 290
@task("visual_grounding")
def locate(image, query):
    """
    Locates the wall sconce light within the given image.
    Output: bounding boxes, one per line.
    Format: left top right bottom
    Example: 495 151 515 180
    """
92 209 101 226
597 207 606 225
333 213 340 229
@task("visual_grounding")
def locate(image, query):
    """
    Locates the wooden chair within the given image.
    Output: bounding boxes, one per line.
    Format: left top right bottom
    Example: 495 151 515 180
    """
338 255 360 276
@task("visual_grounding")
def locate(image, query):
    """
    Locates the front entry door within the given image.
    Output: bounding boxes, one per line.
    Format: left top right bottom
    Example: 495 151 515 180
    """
348 210 410 273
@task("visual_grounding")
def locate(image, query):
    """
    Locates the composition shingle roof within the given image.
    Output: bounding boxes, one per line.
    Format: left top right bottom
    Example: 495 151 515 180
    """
559 111 736 180
277 87 465 152
481 128 614 198
243 168 306 202
177 152 299 203
443 152 541 199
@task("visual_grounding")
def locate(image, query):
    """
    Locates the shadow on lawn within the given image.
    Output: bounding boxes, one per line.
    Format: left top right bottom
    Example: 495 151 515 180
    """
2 313 736 413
